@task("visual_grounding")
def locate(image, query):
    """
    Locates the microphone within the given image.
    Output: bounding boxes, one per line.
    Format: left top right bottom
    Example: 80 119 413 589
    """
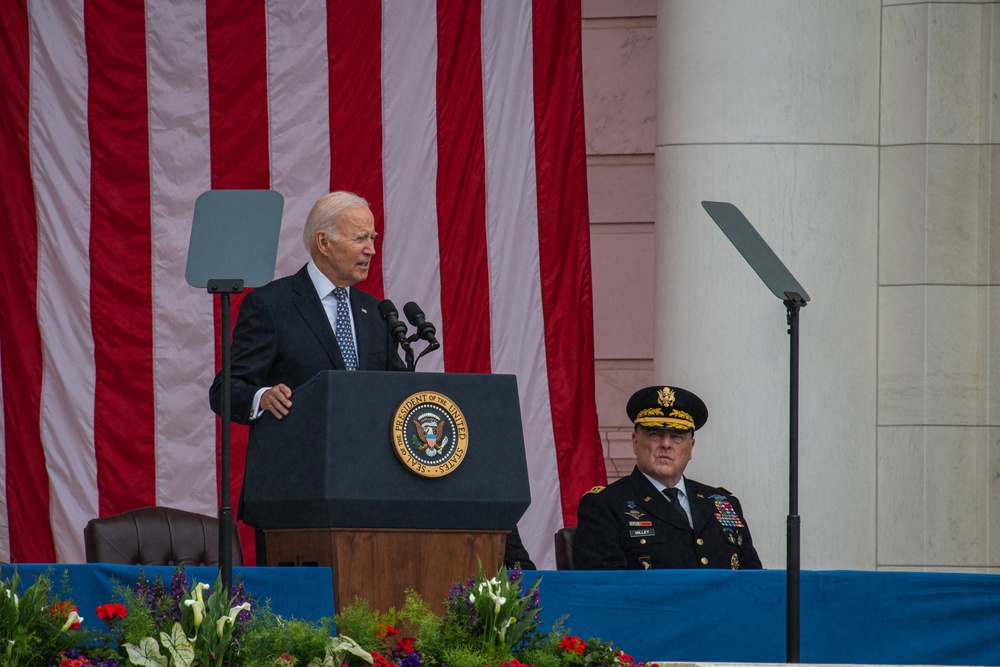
403 301 440 349
378 299 409 346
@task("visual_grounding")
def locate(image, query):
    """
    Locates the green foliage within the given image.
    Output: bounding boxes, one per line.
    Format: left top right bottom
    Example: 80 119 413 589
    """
234 605 336 667
5 564 648 667
0 569 80 667
115 581 164 650
333 597 399 654
438 645 495 667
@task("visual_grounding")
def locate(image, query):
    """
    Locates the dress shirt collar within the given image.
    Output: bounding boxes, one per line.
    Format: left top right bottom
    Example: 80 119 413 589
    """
307 260 349 300
639 470 689 501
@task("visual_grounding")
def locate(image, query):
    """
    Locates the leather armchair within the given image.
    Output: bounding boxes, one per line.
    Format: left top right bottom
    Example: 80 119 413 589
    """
554 526 576 570
83 506 243 566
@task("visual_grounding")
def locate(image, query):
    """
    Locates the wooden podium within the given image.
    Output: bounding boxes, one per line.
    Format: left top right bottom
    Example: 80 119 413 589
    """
244 371 530 613
265 528 504 614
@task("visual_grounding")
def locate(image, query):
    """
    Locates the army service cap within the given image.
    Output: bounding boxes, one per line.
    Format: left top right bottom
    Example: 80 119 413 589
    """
626 385 708 432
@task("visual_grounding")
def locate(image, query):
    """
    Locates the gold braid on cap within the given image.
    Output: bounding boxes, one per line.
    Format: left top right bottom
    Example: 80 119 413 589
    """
634 406 694 431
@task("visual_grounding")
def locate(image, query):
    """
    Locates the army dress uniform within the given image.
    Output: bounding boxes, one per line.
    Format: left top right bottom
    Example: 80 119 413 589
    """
573 467 762 570
573 384 762 570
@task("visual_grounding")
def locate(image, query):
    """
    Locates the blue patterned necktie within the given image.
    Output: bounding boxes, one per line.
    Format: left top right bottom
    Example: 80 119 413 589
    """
332 287 358 371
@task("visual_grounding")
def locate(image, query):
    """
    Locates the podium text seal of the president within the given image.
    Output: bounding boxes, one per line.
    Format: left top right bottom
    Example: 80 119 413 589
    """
391 391 469 478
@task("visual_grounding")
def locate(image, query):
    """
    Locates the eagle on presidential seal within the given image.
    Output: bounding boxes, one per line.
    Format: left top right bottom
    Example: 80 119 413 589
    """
412 418 447 457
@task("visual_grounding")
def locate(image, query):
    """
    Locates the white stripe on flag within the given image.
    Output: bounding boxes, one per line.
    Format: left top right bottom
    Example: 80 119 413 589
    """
146 1 217 514
381 0 445 373
266 0 332 275
481 0 560 568
29 0 97 563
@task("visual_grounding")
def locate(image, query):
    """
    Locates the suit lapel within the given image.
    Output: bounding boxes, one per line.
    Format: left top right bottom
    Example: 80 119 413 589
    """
687 481 715 534
628 468 692 532
289 265 346 369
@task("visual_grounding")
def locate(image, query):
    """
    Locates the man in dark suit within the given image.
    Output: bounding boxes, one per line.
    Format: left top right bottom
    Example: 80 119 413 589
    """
209 191 407 425
574 385 762 570
209 191 407 562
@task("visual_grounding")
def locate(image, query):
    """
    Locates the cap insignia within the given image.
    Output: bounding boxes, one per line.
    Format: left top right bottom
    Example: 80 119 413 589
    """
637 407 664 420
658 387 676 407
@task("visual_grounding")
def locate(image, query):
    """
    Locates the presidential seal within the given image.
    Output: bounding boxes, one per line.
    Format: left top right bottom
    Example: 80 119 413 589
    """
391 391 468 478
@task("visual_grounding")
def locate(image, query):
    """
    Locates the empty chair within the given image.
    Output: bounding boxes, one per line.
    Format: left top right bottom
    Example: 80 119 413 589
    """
84 506 243 566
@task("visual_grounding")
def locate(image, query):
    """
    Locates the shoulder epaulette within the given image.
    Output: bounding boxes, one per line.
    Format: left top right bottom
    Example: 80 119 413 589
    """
585 485 606 495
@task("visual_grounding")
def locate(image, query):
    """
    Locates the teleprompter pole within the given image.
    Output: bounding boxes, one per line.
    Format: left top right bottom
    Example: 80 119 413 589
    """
785 292 805 663
209 279 244 593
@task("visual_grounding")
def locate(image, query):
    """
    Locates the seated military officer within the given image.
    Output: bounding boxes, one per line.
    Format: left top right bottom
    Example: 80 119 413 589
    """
574 385 762 570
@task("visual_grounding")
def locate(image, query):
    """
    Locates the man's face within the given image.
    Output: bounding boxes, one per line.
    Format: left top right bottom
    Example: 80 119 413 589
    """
315 205 377 287
632 426 694 488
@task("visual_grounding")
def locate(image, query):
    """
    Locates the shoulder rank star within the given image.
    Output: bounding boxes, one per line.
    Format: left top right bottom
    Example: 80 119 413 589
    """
585 486 606 495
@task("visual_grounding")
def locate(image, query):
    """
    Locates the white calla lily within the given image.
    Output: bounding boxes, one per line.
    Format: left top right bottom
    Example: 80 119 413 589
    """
60 610 83 632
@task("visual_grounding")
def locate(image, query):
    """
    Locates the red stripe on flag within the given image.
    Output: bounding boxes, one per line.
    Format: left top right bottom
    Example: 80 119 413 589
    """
85 0 157 515
0 0 56 562
532 0 606 524
207 0 271 563
436 0 491 373
327 0 386 299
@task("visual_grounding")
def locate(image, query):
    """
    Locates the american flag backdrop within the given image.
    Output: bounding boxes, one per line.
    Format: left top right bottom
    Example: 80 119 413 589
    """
0 0 604 568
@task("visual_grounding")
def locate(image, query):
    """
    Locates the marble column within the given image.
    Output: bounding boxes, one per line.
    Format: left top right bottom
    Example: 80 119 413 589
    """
655 0 999 571
877 1 999 571
656 1 880 570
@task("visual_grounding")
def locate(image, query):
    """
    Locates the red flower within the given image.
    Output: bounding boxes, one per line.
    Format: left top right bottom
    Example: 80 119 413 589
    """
501 660 533 667
396 636 417 654
616 651 634 665
58 657 90 667
376 623 399 639
559 635 586 654
96 602 127 622
370 651 398 667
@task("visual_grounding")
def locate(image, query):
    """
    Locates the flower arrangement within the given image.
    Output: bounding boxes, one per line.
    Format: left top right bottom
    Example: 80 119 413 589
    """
0 565 644 667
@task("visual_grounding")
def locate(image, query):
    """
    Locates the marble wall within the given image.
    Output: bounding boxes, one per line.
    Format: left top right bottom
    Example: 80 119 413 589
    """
582 1 658 478
645 0 998 571
877 0 999 571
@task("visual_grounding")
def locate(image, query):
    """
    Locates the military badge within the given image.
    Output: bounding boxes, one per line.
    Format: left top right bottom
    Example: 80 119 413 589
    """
731 554 739 570
624 501 646 521
658 386 676 407
712 497 745 528
391 391 468 478
639 555 652 570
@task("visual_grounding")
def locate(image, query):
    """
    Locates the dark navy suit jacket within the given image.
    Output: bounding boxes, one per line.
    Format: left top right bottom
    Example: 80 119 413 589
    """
209 263 407 425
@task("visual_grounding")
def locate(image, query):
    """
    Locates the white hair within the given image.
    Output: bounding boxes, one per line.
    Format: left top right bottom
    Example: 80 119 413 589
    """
302 191 370 254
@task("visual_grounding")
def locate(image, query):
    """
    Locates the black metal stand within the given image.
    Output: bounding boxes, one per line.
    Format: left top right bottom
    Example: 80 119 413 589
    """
700 201 810 664
784 291 806 663
208 279 244 592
